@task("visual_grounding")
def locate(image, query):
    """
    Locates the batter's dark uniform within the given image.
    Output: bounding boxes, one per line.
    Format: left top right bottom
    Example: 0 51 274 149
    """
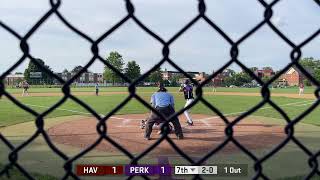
144 88 183 140
95 83 99 96
180 80 194 125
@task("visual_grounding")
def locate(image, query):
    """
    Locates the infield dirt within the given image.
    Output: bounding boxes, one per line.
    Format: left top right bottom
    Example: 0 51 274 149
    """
47 114 285 155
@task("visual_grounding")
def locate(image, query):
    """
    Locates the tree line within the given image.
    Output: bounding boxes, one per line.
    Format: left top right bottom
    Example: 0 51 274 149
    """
299 57 320 86
21 54 319 86
103 51 168 85
221 57 320 87
22 51 163 85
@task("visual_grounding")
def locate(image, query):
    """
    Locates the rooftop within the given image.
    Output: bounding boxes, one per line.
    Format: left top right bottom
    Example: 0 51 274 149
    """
6 74 24 78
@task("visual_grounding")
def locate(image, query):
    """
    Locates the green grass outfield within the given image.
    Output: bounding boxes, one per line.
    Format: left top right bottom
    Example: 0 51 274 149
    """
3 86 317 94
0 92 318 127
0 163 57 180
1 88 320 179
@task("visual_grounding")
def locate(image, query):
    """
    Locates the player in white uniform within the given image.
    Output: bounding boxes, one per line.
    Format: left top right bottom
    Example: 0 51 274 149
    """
299 83 304 96
21 81 30 96
179 79 194 126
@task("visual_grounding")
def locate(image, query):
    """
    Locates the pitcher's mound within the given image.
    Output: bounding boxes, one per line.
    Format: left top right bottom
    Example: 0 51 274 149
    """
47 114 285 155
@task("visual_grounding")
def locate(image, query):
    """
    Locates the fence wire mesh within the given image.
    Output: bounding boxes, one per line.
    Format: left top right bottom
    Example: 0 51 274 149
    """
0 0 320 179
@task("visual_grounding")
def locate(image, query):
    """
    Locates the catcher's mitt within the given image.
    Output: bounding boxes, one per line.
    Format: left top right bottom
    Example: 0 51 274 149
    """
140 119 174 133
140 119 146 129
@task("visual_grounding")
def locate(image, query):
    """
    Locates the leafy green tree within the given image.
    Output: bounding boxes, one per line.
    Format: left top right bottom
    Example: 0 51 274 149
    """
235 72 252 86
163 79 170 87
303 79 312 86
262 76 277 87
262 67 273 71
299 57 319 68
170 74 184 86
224 69 236 77
125 61 141 81
223 76 234 87
314 69 320 82
24 58 54 85
147 67 163 83
71 66 87 74
103 52 125 85
299 57 320 83
262 76 271 83
250 67 258 72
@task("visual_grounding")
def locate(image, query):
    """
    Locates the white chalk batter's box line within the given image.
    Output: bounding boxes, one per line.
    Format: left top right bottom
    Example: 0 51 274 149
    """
21 99 315 127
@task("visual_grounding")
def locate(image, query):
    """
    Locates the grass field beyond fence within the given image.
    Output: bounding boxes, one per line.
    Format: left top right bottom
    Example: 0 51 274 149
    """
0 92 318 127
3 86 317 94
1 86 320 180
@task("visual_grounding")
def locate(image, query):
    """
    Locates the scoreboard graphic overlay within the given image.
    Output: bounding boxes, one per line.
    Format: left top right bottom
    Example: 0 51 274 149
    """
75 164 247 177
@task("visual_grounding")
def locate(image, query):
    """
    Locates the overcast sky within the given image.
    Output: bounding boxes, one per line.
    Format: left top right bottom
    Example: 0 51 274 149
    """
0 0 319 75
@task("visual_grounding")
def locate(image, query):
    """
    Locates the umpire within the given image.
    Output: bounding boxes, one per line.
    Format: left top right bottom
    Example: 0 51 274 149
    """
144 83 184 140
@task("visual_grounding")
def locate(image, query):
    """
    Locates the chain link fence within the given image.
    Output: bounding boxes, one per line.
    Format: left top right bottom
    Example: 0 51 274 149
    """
0 0 320 179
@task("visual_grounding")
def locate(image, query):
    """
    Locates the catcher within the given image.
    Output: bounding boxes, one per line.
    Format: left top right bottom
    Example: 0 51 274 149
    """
140 117 174 135
143 82 183 140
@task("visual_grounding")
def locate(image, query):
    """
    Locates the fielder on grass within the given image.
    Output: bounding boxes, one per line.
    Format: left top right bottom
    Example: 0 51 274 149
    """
21 80 30 96
299 83 304 96
179 79 194 126
95 83 99 96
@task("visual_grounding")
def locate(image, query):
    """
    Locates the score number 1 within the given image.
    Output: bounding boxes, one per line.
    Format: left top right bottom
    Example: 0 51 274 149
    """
107 166 123 175
158 165 171 175
112 167 117 174
161 166 165 174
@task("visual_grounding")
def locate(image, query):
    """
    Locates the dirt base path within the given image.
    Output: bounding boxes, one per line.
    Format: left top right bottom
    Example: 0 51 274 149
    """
210 92 315 99
8 91 316 99
47 114 286 156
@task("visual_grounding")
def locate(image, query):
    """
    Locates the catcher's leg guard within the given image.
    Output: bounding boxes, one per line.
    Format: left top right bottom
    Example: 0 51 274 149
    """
157 123 174 134
140 119 146 129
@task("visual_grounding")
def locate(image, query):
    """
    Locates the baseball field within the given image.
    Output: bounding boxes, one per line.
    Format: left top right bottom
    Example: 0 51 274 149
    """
1 86 320 180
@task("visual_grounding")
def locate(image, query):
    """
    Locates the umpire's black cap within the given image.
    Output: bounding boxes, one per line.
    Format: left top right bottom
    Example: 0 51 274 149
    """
157 82 167 92
184 79 190 84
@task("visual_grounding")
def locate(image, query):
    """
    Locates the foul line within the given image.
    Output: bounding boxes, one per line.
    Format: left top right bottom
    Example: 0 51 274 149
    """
197 100 315 122
22 99 315 127
23 103 133 121
200 119 212 127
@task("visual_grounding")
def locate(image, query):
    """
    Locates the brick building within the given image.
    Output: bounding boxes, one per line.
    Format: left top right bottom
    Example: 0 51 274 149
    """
56 72 104 84
254 68 275 79
161 69 199 81
211 69 233 87
212 74 225 86
280 67 313 86
4 74 24 86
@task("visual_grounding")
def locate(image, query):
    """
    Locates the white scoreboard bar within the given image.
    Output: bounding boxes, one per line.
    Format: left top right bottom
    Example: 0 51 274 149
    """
175 166 199 174
174 166 218 175
199 166 218 174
